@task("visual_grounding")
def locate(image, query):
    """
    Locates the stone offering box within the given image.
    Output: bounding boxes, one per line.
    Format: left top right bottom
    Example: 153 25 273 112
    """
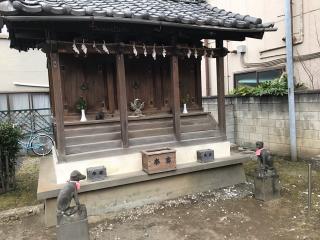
86 166 107 181
197 149 214 163
254 174 280 201
141 147 176 174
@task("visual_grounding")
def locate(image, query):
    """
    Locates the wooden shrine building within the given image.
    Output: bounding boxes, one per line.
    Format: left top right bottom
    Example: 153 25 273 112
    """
1 0 275 226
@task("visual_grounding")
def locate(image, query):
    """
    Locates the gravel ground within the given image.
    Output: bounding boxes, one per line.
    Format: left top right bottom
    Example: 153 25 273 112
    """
0 158 319 240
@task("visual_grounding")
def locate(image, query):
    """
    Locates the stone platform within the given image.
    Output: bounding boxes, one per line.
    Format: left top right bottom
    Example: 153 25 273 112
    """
37 143 249 227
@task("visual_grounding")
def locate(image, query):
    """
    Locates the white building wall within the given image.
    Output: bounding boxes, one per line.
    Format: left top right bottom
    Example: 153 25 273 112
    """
203 0 320 95
0 26 49 93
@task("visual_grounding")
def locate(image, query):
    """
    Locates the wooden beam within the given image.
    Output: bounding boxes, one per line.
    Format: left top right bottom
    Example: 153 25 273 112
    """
116 53 129 148
171 55 181 141
49 53 66 158
216 39 226 135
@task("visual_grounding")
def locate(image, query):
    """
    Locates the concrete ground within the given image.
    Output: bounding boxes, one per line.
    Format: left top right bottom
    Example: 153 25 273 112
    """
0 158 320 240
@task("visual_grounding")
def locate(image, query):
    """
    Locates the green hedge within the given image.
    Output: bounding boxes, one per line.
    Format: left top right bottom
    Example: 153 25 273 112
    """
231 75 306 97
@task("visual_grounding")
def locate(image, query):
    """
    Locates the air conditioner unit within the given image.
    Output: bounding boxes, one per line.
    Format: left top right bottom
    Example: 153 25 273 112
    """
237 45 247 54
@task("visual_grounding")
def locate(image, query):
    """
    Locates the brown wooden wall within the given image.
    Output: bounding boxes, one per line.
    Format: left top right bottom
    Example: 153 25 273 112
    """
179 58 202 109
59 54 117 114
57 54 202 116
125 56 202 113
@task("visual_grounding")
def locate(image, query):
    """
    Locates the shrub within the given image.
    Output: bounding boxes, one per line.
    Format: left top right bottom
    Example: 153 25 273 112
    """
231 74 305 97
0 122 22 193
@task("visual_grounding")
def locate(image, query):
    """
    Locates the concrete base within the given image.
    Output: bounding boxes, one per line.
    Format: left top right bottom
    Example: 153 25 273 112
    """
44 163 246 227
254 174 280 201
54 142 231 184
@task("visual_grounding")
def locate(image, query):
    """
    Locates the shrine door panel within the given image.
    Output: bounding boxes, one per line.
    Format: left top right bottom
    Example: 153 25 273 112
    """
179 58 202 108
125 57 152 110
60 54 114 114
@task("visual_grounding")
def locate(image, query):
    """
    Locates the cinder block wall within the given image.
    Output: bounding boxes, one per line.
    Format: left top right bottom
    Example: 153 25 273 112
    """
203 92 320 159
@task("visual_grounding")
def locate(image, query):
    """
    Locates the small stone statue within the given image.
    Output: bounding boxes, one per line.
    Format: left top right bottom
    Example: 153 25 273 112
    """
57 170 86 216
254 141 280 201
130 98 145 117
255 141 276 177
56 170 89 240
95 111 105 120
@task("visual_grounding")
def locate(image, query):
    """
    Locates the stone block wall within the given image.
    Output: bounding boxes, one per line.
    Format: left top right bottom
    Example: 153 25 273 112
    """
203 92 320 159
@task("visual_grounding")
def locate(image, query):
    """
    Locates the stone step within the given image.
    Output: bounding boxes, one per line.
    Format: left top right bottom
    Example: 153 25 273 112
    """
65 132 121 145
66 139 122 155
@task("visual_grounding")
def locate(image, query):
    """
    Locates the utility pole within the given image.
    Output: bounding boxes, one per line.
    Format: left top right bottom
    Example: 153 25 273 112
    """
285 0 298 161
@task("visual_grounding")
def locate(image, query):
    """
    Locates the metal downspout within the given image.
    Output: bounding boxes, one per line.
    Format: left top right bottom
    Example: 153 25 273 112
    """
285 0 298 161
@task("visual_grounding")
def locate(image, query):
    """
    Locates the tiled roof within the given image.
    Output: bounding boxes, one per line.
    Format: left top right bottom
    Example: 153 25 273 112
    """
0 0 274 30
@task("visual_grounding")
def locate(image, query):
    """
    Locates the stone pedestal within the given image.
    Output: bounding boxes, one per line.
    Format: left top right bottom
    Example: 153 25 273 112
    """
56 204 89 240
254 174 280 201
310 155 320 171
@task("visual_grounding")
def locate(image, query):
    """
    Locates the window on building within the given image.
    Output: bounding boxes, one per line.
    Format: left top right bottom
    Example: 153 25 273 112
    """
32 93 51 109
9 93 30 110
0 92 50 111
0 95 7 111
234 68 284 87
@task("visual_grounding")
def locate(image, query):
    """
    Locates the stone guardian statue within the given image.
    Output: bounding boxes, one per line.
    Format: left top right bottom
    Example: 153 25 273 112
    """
254 141 280 201
56 170 89 240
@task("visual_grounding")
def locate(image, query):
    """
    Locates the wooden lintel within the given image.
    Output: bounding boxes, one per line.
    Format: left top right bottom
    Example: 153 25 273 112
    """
171 55 181 141
116 53 129 148
216 39 226 135
49 53 66 159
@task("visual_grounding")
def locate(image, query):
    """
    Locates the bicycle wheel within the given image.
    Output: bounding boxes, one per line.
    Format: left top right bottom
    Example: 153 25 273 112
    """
31 133 54 156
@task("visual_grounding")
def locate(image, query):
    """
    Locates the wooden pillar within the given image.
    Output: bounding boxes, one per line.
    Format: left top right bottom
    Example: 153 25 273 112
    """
171 55 181 141
216 39 226 135
49 53 66 158
46 56 55 116
195 59 203 108
116 53 129 148
204 39 211 96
